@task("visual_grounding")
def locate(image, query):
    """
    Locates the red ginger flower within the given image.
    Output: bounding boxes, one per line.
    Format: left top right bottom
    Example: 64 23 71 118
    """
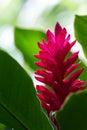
34 22 86 129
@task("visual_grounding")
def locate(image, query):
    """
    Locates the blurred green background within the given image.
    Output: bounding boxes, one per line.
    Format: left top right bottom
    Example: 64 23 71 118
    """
0 0 87 129
0 0 87 66
0 0 87 64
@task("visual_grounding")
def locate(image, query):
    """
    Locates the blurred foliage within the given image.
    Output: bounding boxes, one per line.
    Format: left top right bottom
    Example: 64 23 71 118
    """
38 0 78 28
32 0 87 31
0 0 26 25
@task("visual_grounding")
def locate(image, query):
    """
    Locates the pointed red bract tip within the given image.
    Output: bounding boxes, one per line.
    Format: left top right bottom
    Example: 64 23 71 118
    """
46 30 55 42
55 22 62 38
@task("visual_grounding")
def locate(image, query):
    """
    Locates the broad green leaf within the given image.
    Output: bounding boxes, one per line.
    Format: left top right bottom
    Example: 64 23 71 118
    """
57 92 87 130
0 49 52 130
74 15 87 58
14 28 46 70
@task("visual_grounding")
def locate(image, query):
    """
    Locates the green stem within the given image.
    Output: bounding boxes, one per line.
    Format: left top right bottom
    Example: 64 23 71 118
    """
49 112 58 130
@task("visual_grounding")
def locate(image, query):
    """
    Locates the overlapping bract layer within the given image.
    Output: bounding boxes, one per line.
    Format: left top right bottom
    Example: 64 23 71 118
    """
35 23 86 115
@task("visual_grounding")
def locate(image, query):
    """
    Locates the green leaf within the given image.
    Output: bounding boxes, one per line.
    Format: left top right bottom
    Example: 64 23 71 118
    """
4 127 12 130
14 28 46 70
0 123 5 130
74 15 87 58
57 92 87 130
0 49 52 130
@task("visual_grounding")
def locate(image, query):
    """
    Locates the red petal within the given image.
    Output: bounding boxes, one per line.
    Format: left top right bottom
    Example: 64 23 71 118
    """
64 34 70 46
64 51 79 71
38 42 48 52
66 68 84 85
63 40 76 57
46 30 55 42
35 62 45 68
41 102 51 115
36 85 56 98
56 28 67 50
55 22 62 38
34 54 40 59
64 62 80 77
